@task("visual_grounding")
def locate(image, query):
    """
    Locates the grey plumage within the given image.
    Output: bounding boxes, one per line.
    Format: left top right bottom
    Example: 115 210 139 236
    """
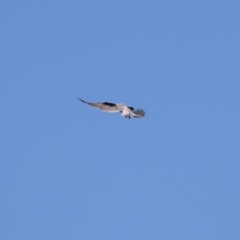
77 98 145 119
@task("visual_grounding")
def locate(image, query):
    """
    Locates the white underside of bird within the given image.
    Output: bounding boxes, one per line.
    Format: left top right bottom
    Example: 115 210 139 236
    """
121 105 136 118
77 98 145 119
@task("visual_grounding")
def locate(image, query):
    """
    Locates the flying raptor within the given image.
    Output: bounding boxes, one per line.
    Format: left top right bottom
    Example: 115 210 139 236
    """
77 98 145 119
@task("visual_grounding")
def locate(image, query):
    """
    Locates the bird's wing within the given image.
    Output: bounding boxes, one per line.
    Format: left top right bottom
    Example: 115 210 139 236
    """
77 98 119 112
132 109 146 118
127 106 146 118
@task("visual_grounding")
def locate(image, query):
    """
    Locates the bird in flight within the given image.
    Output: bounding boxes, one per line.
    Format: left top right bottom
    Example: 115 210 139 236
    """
77 98 145 119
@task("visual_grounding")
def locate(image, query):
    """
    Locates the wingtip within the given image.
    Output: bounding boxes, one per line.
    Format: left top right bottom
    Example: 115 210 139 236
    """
77 97 85 103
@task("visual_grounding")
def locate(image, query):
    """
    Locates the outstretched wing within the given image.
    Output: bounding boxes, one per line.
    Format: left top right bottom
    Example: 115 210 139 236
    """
127 106 146 118
133 109 146 118
77 98 119 112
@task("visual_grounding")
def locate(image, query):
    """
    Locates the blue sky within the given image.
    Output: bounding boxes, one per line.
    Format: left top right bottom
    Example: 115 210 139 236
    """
1 1 240 239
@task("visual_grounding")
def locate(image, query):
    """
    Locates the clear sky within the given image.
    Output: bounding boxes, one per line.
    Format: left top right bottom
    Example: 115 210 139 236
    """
1 1 240 239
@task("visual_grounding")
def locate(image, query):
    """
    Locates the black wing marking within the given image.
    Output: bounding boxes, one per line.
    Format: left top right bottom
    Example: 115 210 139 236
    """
102 102 117 107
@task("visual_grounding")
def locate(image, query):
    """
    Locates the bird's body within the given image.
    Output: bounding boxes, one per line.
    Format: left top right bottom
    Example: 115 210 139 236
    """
77 98 145 119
